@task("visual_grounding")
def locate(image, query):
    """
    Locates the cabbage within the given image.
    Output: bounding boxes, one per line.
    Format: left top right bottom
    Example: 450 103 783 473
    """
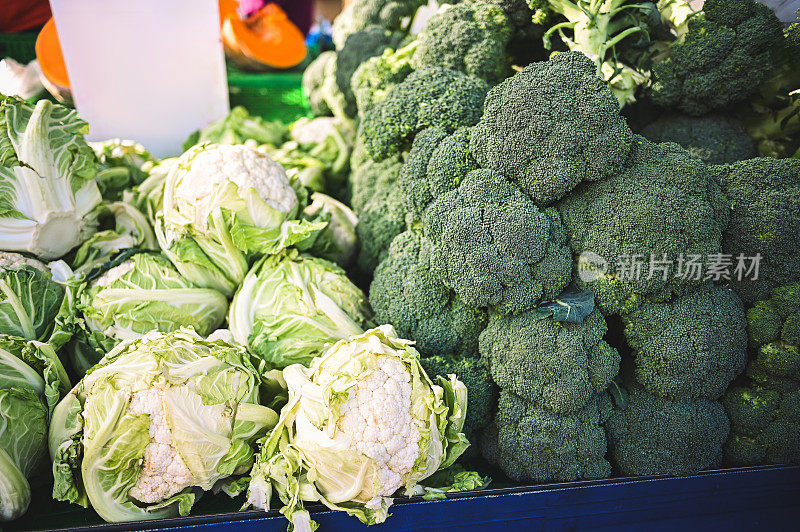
0 335 70 521
49 329 281 523
229 250 371 368
245 325 468 530
0 96 102 260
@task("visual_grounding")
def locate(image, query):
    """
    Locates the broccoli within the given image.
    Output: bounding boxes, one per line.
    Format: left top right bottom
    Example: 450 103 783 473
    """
621 285 747 400
351 41 417 119
481 390 613 482
359 67 490 161
411 1 512 84
334 26 405 117
715 158 800 305
470 51 634 205
303 51 336 117
420 354 496 453
356 179 406 273
479 308 620 414
424 169 573 314
331 0 425 49
649 0 785 116
744 283 800 390
605 385 729 476
557 136 729 315
348 152 403 214
723 386 800 466
640 114 757 165
399 126 478 222
723 284 800 466
370 230 488 358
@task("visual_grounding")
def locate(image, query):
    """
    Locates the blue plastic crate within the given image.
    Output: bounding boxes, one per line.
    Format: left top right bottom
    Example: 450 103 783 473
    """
40 465 800 532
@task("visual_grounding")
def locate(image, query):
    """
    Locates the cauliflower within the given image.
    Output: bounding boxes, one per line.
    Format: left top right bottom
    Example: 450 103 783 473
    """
0 253 48 273
127 388 194 504
49 329 281 523
246 325 469 530
158 143 325 296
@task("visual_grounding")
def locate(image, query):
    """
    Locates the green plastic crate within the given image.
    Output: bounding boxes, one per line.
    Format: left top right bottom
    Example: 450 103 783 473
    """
0 31 38 63
227 66 311 123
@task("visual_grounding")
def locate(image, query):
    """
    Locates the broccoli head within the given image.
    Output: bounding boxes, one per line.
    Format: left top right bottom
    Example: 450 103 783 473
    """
351 41 417 119
621 285 748 400
331 0 425 49
356 179 406 274
606 385 729 476
399 126 478 221
716 158 800 305
370 230 488 357
333 26 405 117
480 308 620 414
650 0 785 115
424 169 573 314
302 51 336 117
557 137 730 315
481 390 612 483
723 283 800 466
470 51 634 205
348 152 403 214
723 385 800 466
419 354 496 452
411 1 512 84
640 113 757 165
359 67 490 160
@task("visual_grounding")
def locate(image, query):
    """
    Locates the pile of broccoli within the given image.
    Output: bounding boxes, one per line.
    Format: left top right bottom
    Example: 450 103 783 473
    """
300 0 800 484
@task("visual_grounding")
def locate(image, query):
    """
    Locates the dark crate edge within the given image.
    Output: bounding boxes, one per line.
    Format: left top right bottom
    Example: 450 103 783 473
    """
55 465 800 532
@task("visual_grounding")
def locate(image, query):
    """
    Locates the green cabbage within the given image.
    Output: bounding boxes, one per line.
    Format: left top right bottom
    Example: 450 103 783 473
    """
229 250 371 368
49 329 280 523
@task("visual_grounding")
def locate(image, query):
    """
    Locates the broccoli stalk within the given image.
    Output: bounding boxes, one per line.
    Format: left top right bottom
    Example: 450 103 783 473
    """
530 0 660 106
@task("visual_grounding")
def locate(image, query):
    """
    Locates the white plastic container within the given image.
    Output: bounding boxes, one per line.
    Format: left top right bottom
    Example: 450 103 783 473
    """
48 0 229 157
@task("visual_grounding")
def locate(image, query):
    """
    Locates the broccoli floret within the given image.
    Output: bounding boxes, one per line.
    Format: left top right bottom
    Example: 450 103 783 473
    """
419 354 496 450
356 179 406 273
399 127 478 221
331 0 425 49
480 308 620 414
424 169 573 314
370 230 488 357
470 51 634 205
723 386 800 466
641 114 757 165
351 41 417 119
606 385 729 476
303 51 336 117
411 1 512 84
359 67 490 161
481 390 612 482
747 283 800 350
650 0 785 115
716 158 800 305
557 136 729 315
348 152 403 214
621 284 748 399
